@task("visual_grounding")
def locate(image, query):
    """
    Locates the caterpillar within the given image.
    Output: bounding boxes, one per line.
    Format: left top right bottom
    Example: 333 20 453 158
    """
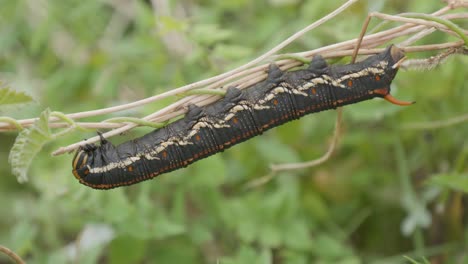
72 45 411 189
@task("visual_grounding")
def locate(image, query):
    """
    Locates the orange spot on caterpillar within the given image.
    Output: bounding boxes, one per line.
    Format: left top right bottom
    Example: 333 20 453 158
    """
195 135 201 141
311 88 317 95
232 117 238 124
347 80 353 87
375 75 381 81
273 99 278 105
162 151 168 158
128 166 133 172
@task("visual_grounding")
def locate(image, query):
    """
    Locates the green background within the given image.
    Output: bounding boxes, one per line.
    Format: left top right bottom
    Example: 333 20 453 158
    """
0 0 467 263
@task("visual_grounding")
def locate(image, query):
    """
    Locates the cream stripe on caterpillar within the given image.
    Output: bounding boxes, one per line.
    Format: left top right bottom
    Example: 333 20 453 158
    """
72 45 409 190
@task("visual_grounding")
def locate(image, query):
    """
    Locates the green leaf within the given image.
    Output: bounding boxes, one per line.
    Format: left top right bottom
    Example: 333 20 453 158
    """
346 99 403 122
255 136 300 163
151 214 186 239
149 238 199 263
158 15 187 33
238 219 258 243
220 245 271 264
101 190 133 223
0 85 33 106
191 24 234 46
8 108 53 183
190 154 226 187
283 221 313 251
258 248 273 264
259 224 282 247
312 234 353 260
108 235 146 264
427 173 468 193
9 220 38 257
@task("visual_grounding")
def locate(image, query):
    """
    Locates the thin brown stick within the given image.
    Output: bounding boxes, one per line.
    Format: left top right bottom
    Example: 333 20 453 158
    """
244 6 468 187
1 42 460 133
1 5 466 133
264 9 468 176
0 245 25 264
54 39 468 155
247 8 388 187
0 1 466 156
245 108 344 189
293 12 468 59
271 108 344 172
0 0 358 131
1 13 465 133
51 0 359 155
401 46 468 70
351 15 372 62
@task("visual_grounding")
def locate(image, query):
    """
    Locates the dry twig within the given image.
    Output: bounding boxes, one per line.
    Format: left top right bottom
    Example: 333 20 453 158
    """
0 245 25 264
0 0 466 160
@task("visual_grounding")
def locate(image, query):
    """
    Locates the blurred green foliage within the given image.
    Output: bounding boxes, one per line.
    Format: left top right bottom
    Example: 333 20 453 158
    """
0 0 467 263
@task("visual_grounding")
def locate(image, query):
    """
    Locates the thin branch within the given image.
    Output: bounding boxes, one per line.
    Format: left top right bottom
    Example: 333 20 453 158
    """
401 46 468 70
0 1 466 156
0 43 458 134
0 245 25 264
245 108 343 189
45 31 463 137
2 12 466 133
103 117 167 129
271 82 344 172
402 13 468 45
51 0 360 155
0 117 24 131
250 10 373 187
243 5 468 186
0 0 359 131
50 38 468 155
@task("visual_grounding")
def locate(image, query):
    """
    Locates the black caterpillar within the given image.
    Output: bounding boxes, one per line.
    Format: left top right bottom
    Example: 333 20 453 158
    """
72 45 410 189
